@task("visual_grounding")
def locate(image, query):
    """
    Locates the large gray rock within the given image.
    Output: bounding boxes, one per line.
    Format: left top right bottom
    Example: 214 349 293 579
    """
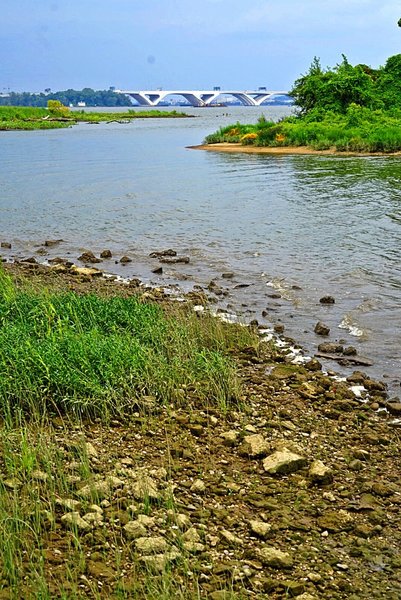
263 448 308 475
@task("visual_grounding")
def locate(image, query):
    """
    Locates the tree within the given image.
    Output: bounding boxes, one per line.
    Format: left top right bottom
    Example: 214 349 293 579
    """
290 55 380 115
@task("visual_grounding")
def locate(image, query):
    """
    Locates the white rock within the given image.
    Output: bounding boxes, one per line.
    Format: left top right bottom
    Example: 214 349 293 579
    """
262 448 308 475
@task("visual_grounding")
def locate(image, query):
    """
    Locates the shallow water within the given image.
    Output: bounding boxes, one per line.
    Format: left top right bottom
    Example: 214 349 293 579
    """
1 105 401 391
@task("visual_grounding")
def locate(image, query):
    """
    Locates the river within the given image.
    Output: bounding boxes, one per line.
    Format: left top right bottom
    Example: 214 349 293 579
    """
1 105 401 393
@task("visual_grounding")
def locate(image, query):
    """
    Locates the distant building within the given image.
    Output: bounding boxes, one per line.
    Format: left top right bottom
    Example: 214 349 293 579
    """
77 101 86 107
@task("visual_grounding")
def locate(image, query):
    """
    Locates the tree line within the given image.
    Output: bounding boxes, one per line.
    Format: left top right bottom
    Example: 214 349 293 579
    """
0 88 132 107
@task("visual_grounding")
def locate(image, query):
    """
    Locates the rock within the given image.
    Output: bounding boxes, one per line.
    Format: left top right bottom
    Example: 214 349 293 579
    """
124 520 147 540
137 514 156 527
100 249 112 258
263 449 308 475
77 476 124 499
120 255 132 263
343 346 357 356
249 520 272 538
220 529 243 546
309 460 333 485
318 342 343 353
222 272 234 279
31 470 49 482
183 541 205 554
131 476 159 501
319 295 335 304
78 251 102 263
182 527 201 543
139 550 180 572
274 324 285 334
135 536 168 554
85 442 98 459
1 242 11 249
317 509 354 532
220 430 240 447
386 402 401 416
152 266 163 274
258 546 293 569
56 498 81 511
82 512 103 526
190 479 206 494
296 594 318 600
87 561 115 579
61 512 91 531
314 321 330 336
239 434 270 458
149 249 177 258
70 266 102 277
175 513 192 530
159 256 190 264
305 358 322 372
3 478 22 490
44 239 63 247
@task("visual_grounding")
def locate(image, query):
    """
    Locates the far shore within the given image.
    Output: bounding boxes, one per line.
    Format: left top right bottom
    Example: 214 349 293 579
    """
189 142 401 157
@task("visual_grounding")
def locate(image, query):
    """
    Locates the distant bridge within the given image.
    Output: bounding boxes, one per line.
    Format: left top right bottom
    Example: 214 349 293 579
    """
116 89 289 107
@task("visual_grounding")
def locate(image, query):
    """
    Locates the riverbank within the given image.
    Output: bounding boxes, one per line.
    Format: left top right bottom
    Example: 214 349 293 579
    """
0 106 189 131
1 260 400 599
190 143 401 157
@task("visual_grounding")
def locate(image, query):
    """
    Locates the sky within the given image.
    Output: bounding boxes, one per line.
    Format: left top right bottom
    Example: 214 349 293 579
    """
1 0 400 93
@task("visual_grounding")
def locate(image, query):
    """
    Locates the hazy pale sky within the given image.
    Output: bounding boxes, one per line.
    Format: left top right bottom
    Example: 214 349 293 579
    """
1 0 400 92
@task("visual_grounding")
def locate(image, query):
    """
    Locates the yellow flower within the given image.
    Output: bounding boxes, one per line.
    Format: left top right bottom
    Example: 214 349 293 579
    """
240 132 258 144
275 133 285 143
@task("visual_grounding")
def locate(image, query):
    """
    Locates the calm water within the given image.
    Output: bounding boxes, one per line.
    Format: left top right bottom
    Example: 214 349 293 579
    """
1 105 401 391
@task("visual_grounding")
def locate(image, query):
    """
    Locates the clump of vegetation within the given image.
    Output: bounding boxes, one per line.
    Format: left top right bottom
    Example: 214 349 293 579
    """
0 104 188 130
0 266 257 419
205 53 401 153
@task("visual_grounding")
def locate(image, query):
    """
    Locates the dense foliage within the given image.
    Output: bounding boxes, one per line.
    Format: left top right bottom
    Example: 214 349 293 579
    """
0 88 132 107
205 54 401 153
290 54 401 115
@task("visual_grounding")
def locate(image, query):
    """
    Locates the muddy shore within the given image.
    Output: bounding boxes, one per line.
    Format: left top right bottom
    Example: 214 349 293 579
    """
190 143 401 157
1 258 401 599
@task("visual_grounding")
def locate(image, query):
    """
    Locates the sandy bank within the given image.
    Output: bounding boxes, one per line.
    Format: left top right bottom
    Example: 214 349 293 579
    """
190 142 401 157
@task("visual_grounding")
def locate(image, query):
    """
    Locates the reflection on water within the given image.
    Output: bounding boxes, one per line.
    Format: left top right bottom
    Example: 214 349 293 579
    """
1 105 401 388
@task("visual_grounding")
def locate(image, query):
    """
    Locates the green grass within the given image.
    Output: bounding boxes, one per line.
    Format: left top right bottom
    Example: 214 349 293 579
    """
0 106 188 131
0 266 257 419
204 105 401 153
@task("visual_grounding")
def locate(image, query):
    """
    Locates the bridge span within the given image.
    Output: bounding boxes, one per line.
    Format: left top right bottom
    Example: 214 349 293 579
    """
116 89 289 107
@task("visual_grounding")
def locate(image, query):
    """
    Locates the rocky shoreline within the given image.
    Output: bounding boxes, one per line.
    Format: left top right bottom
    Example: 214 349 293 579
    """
1 254 401 598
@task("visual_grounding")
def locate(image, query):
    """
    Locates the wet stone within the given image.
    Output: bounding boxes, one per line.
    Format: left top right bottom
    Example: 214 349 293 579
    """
314 321 330 336
320 295 335 304
100 249 112 258
78 251 102 264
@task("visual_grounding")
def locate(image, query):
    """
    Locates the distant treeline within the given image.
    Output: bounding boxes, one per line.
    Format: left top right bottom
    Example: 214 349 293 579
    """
0 88 132 107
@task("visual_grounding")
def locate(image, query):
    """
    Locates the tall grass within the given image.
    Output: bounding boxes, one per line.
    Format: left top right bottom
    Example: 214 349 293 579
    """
204 106 401 153
0 106 188 130
0 267 255 419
